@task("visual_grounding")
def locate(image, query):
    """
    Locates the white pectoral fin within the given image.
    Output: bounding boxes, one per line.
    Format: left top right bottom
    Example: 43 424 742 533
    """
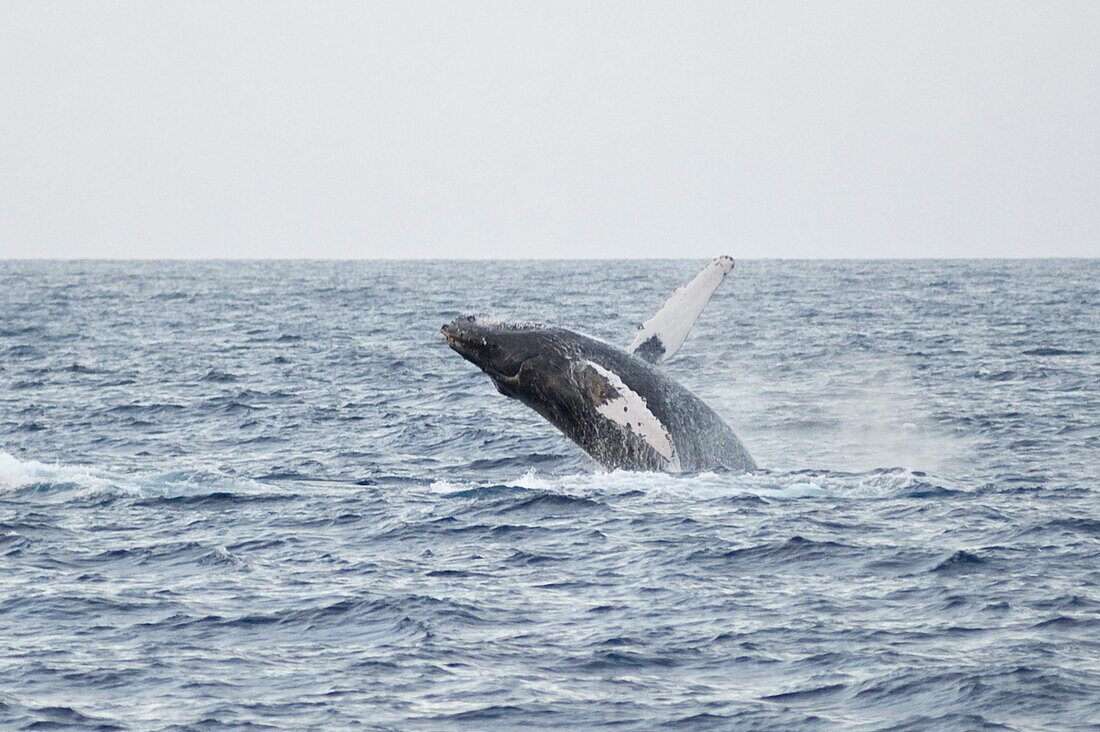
628 255 735 364
584 361 678 468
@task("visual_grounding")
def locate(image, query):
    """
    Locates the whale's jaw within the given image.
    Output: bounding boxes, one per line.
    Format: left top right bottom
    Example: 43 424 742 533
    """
441 316 540 384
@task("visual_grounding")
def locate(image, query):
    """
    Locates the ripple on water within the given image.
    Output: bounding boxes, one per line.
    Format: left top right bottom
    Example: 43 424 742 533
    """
1 260 1098 729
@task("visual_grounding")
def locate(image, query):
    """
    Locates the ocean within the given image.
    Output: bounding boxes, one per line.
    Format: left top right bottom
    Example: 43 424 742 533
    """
1 259 1098 729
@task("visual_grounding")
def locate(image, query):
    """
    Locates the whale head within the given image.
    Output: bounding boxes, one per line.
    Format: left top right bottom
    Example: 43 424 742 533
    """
441 316 562 398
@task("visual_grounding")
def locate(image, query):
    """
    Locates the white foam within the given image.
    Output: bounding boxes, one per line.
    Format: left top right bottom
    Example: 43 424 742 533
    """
0 451 287 501
443 465 950 503
510 467 548 490
428 478 463 494
0 451 32 488
0 451 113 493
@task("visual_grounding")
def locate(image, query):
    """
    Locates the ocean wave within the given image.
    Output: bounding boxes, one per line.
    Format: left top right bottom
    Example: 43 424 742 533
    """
0 451 119 495
429 466 960 505
0 452 295 505
2 260 1098 729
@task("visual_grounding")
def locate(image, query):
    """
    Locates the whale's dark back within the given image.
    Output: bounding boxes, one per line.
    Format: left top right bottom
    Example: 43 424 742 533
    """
539 328 756 472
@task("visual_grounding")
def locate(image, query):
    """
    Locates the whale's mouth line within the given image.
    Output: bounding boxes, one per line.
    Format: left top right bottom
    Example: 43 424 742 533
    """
441 323 533 381
441 326 484 361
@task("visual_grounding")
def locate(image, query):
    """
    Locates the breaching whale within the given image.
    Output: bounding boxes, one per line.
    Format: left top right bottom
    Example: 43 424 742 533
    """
442 257 755 473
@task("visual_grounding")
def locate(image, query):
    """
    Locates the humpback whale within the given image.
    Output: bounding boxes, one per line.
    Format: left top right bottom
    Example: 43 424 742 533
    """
442 257 755 473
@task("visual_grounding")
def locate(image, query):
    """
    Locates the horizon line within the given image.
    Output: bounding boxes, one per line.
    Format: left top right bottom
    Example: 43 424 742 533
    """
2 255 1097 262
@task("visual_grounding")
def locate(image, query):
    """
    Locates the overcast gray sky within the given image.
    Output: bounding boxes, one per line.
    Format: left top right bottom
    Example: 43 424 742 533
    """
1 1 1097 259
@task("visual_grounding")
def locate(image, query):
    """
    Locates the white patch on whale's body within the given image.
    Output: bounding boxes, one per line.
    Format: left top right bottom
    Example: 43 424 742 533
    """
584 360 680 471
628 256 735 364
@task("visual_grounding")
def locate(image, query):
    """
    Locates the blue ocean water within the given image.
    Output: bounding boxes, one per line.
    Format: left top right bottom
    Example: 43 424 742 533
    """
1 259 1098 729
